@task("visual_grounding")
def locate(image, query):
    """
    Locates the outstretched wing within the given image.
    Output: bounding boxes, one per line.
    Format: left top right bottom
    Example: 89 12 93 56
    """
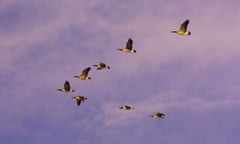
82 67 91 76
180 19 189 32
125 38 133 50
157 112 165 117
64 81 71 91
99 62 106 68
76 99 81 106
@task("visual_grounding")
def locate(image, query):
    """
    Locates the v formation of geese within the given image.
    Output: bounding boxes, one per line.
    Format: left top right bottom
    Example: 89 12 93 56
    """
57 19 191 119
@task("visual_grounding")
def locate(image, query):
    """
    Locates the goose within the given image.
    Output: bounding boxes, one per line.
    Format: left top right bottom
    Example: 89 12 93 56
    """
57 80 75 92
72 95 88 106
93 62 110 70
171 19 191 35
151 112 165 119
73 67 91 80
117 38 136 53
119 105 135 110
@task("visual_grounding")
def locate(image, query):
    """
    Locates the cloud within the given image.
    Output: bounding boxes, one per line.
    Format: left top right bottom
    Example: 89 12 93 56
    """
1 0 240 144
98 90 240 128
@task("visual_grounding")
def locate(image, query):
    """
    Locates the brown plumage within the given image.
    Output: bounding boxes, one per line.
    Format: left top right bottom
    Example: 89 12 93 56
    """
72 95 88 106
93 62 110 70
117 38 136 53
171 19 191 35
151 112 165 119
119 105 135 110
57 80 75 92
73 67 91 80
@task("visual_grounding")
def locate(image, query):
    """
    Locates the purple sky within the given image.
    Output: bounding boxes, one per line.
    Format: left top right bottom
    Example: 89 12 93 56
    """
1 0 240 144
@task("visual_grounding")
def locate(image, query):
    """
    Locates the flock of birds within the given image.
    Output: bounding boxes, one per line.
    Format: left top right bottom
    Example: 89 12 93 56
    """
57 19 191 119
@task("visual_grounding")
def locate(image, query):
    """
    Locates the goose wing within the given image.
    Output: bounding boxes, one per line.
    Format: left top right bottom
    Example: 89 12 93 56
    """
99 62 106 68
76 99 81 106
156 112 165 117
125 38 133 50
125 105 131 109
179 19 189 32
82 67 91 76
64 81 71 91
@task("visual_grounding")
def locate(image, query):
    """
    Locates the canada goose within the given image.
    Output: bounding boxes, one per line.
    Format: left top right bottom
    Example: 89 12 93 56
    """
72 95 88 106
57 80 75 92
73 67 91 80
117 38 136 53
119 105 135 110
151 112 165 119
93 62 110 70
171 19 191 35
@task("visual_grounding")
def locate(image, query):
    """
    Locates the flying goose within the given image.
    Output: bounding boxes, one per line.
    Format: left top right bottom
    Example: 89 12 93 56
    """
72 95 88 106
171 19 191 35
117 38 136 53
151 112 165 119
93 62 110 70
57 80 75 92
73 67 91 80
119 105 135 110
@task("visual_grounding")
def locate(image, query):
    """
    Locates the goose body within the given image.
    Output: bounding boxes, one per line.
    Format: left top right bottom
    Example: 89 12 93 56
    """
57 80 75 92
119 105 135 110
74 67 91 80
93 62 110 70
72 95 88 106
171 19 191 35
151 112 165 119
117 38 136 53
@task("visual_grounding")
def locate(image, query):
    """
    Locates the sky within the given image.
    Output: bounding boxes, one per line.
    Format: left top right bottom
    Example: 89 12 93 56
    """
0 0 240 144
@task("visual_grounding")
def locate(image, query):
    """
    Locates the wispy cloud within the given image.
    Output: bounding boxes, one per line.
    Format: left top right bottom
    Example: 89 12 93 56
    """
98 91 240 128
1 0 240 144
